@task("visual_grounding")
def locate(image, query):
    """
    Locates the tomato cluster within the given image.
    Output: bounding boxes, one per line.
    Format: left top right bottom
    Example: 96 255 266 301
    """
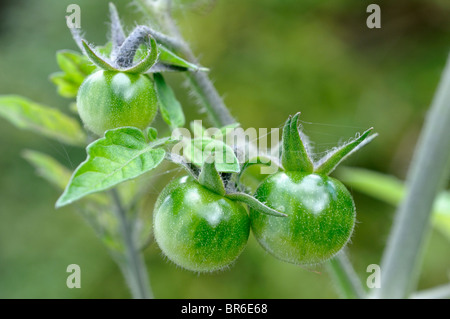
153 114 373 272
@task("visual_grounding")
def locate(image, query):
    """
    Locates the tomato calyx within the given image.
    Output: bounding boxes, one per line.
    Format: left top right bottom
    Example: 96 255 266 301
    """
281 112 377 175
69 4 208 75
168 152 287 217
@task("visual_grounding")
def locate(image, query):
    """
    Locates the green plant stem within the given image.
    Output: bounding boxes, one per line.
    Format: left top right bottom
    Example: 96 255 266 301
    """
410 283 450 299
374 54 450 299
137 0 235 127
111 189 153 299
327 251 366 299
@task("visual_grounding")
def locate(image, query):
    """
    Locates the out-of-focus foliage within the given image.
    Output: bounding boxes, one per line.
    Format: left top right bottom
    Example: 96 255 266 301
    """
0 0 449 298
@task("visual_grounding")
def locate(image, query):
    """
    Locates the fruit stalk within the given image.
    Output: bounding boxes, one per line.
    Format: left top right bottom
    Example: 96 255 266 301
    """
111 189 153 299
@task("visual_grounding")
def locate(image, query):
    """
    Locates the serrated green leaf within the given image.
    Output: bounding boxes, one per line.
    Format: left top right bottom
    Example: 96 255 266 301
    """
56 127 165 207
56 50 96 81
0 95 86 146
154 73 185 129
314 128 376 175
22 150 72 190
183 137 240 173
281 113 314 173
336 167 450 241
50 72 80 98
52 50 96 98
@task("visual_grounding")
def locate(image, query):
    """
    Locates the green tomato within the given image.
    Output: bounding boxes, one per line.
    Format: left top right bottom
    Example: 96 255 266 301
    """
77 70 157 136
153 176 250 272
250 171 355 265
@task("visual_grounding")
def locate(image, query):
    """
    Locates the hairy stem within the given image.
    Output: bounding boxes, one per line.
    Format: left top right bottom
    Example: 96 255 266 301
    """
137 0 235 127
327 251 366 299
111 189 153 299
374 54 450 299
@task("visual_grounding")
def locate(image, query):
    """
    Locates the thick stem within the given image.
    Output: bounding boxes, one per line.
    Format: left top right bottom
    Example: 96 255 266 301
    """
111 189 153 299
327 251 366 299
410 283 450 299
374 54 450 299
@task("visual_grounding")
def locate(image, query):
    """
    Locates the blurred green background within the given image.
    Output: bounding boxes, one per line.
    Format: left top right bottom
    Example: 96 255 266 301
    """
0 0 449 298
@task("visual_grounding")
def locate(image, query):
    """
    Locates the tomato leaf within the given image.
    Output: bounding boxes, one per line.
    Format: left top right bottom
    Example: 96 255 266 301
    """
50 50 96 98
226 192 287 217
56 127 165 207
0 95 86 146
183 137 240 173
337 167 450 241
22 150 72 190
198 155 226 196
154 73 185 129
281 113 314 173
314 128 376 175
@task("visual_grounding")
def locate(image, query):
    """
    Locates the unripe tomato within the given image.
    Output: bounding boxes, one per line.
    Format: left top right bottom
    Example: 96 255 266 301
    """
77 70 157 136
153 176 250 272
250 171 355 265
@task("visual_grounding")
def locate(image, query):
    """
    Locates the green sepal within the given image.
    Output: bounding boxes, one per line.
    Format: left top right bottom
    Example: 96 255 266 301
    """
81 40 118 71
226 192 287 217
314 128 376 175
198 155 226 196
281 112 314 172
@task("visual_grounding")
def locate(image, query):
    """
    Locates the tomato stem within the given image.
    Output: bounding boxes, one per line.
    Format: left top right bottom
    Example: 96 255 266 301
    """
137 1 236 127
111 189 153 299
327 251 366 299
374 53 450 299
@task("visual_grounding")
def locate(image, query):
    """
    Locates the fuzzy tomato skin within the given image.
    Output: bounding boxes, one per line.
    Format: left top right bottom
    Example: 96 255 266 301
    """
250 171 355 265
77 70 157 136
153 176 250 272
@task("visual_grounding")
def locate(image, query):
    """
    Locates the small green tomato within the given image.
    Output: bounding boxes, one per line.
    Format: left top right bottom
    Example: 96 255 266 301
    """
153 176 250 272
250 171 356 265
77 70 157 136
